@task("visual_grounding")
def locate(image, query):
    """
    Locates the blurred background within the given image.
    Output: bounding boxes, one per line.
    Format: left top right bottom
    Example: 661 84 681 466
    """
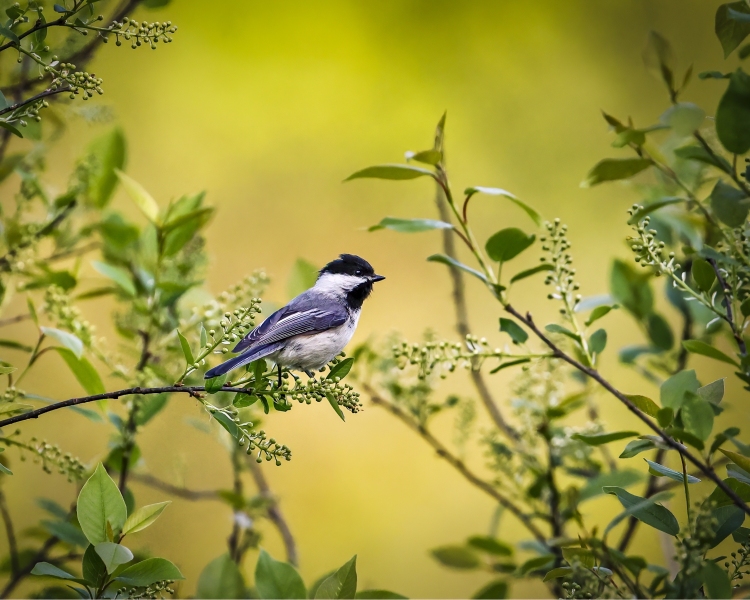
0 0 740 597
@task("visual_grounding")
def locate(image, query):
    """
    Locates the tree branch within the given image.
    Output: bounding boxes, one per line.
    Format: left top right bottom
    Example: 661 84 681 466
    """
247 455 298 567
504 304 750 517
707 258 747 356
129 472 219 501
0 385 256 429
0 86 69 118
363 383 547 544
0 490 18 578
0 533 57 598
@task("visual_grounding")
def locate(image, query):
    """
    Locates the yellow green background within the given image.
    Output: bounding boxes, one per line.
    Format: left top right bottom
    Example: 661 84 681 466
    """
1 1 743 597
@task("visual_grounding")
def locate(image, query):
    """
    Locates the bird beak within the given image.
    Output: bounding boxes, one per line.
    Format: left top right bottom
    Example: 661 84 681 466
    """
370 274 386 283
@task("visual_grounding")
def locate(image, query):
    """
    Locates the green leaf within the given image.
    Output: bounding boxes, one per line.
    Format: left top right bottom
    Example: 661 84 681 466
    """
344 164 433 181
610 259 653 319
467 536 513 556
115 169 160 223
509 263 554 284
355 591 407 600
702 560 732 599
660 369 699 410
86 128 126 208
717 69 750 154
198 554 245 599
464 187 542 226
572 431 639 446
705 477 750 508
53 348 106 395
427 254 487 284
82 544 107 588
581 158 652 187
77 463 127 545
31 562 88 585
499 318 527 344
585 305 617 326
603 487 679 536
471 580 508 599
430 546 480 570
562 548 595 568
368 217 452 233
674 146 732 174
489 358 531 374
716 2 750 57
122 501 170 535
115 558 184 587
578 469 643 502
211 410 239 438
719 448 750 474
660 102 705 136
326 393 346 422
543 567 573 582
0 339 31 353
485 228 535 263
0 121 22 139
544 323 579 342
0 24 19 45
177 330 194 366
255 549 306 598
710 505 745 547
406 149 442 165
315 555 357 599
683 340 739 368
682 392 716 441
620 438 657 459
645 459 701 483
205 373 227 394
287 258 319 300
666 427 706 451
0 365 15 375
646 313 673 350
692 259 717 293
95 542 133 574
518 555 555 576
657 407 674 427
643 31 675 91
327 358 354 381
40 520 88 547
91 261 136 296
589 329 607 354
624 394 660 417
710 180 750 228
41 327 83 359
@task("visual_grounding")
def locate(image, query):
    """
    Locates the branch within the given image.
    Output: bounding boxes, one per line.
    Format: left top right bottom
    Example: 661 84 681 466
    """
707 258 747 356
0 491 18 578
504 304 750 517
363 383 547 545
0 385 256 429
433 171 519 441
0 201 77 272
0 313 31 329
693 132 750 197
0 86 69 118
129 472 219 501
247 456 298 566
0 533 57 598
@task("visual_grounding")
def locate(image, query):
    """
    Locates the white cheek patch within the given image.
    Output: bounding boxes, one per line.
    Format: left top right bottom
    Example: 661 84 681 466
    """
314 273 368 295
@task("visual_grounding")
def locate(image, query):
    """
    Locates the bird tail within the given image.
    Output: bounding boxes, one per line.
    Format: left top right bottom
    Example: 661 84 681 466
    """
204 342 283 379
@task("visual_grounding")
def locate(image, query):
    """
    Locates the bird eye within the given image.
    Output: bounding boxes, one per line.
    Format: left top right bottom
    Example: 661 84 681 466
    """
355 270 362 275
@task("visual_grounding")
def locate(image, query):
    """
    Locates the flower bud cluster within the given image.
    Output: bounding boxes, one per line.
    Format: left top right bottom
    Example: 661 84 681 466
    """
191 270 268 330
208 305 261 354
126 579 175 599
540 219 581 314
206 403 291 466
728 542 750 582
392 336 502 380
675 502 717 582
106 17 178 50
627 210 672 275
43 285 96 348
282 373 363 413
2 434 86 481
45 60 103 100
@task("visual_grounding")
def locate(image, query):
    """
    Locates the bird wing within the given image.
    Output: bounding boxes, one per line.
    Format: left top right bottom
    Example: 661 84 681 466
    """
232 298 347 353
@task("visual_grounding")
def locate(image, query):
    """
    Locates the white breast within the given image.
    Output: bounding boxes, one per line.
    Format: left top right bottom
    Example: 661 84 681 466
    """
273 310 361 371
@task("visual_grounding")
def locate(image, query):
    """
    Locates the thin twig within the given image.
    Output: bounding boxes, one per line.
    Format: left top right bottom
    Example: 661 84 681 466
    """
247 456 298 566
364 383 547 544
129 472 219 501
0 313 31 328
0 86 69 118
0 533 57 598
694 132 750 196
0 385 255 429
504 304 750 517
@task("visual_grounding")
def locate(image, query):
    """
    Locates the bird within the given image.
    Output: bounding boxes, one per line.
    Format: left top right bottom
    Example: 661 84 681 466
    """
204 254 385 384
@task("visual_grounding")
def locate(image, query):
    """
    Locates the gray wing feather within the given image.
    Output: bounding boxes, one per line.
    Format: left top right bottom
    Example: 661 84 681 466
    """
232 291 347 353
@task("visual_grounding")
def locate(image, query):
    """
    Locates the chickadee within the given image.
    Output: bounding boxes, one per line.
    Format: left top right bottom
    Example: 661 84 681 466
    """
204 254 385 383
